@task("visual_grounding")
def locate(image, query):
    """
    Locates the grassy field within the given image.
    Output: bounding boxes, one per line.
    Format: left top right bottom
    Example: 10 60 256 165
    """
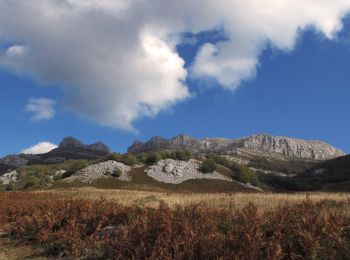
1 189 350 259
35 187 350 214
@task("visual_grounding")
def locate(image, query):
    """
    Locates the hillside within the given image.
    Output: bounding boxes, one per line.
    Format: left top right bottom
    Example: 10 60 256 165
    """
0 137 110 170
0 134 348 193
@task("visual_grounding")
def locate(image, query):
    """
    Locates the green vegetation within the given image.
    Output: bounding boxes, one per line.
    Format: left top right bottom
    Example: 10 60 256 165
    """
235 165 260 186
1 160 96 190
247 157 316 176
210 155 261 186
23 177 43 189
144 153 163 165
106 153 138 166
62 160 91 179
168 150 192 161
199 158 217 173
111 168 122 178
262 155 350 191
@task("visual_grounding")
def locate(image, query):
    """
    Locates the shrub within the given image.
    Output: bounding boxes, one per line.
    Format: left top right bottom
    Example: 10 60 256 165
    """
62 160 90 179
210 155 261 186
107 153 138 166
199 158 218 173
5 183 14 191
235 165 261 186
23 177 41 189
169 150 192 161
111 168 122 178
144 153 162 165
0 193 349 259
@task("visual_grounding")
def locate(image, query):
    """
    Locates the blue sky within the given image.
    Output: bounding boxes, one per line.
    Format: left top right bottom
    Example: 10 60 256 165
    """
0 1 350 156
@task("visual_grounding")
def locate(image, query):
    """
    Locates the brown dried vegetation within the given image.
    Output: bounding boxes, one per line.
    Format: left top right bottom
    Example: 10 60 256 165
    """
0 192 350 259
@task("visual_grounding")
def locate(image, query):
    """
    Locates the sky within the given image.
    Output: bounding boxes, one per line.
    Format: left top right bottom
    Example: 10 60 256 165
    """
0 0 350 156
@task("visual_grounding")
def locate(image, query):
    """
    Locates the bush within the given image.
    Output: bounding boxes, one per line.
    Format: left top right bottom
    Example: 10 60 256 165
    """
5 184 14 191
23 177 41 189
169 150 192 161
235 165 260 186
144 153 162 165
199 158 217 173
111 168 122 178
62 160 90 179
107 153 138 166
210 155 261 186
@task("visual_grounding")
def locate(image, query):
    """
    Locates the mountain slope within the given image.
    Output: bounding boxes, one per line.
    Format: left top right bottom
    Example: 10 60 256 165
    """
128 134 344 160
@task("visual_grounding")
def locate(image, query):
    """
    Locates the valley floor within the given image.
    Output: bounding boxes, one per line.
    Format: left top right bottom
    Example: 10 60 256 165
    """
35 187 350 213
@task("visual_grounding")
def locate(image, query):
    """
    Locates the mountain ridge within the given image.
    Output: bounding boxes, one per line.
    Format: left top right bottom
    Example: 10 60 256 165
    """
128 133 345 160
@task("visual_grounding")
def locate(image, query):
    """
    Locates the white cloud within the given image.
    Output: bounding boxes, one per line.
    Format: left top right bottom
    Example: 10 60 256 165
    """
26 98 56 121
0 0 349 129
21 142 58 155
5 45 29 57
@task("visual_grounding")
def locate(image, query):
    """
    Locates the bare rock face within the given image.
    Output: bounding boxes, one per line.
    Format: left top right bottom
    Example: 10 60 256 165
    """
240 134 344 160
128 134 345 160
59 137 110 154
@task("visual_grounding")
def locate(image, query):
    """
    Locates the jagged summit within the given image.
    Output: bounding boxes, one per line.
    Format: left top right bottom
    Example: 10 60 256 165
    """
58 137 110 154
59 137 85 149
128 133 345 160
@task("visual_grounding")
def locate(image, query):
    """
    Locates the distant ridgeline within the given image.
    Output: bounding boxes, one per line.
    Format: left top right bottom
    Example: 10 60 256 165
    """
128 134 345 160
0 137 110 174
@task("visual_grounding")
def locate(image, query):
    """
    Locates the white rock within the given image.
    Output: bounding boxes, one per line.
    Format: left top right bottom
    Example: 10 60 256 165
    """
0 171 18 185
65 160 131 183
146 159 232 184
55 169 66 175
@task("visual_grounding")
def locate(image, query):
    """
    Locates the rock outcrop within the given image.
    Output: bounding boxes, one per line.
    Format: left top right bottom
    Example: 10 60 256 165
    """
65 160 130 183
146 159 232 184
128 134 345 160
58 137 110 154
0 170 18 185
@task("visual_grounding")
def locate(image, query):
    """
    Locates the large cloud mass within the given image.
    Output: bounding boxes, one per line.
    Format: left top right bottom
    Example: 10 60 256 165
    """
0 0 349 130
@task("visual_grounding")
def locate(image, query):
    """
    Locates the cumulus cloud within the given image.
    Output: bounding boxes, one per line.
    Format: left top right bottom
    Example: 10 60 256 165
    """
26 98 56 121
21 142 58 155
0 0 350 129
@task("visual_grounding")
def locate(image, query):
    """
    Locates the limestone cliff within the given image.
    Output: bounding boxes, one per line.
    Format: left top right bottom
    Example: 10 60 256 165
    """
128 134 345 160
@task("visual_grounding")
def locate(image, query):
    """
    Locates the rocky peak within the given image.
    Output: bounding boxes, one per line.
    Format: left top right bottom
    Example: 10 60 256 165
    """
58 137 110 153
88 142 110 154
59 137 85 149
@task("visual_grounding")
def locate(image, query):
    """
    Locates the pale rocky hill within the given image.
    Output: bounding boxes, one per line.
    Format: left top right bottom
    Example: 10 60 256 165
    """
65 160 131 183
146 159 232 184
